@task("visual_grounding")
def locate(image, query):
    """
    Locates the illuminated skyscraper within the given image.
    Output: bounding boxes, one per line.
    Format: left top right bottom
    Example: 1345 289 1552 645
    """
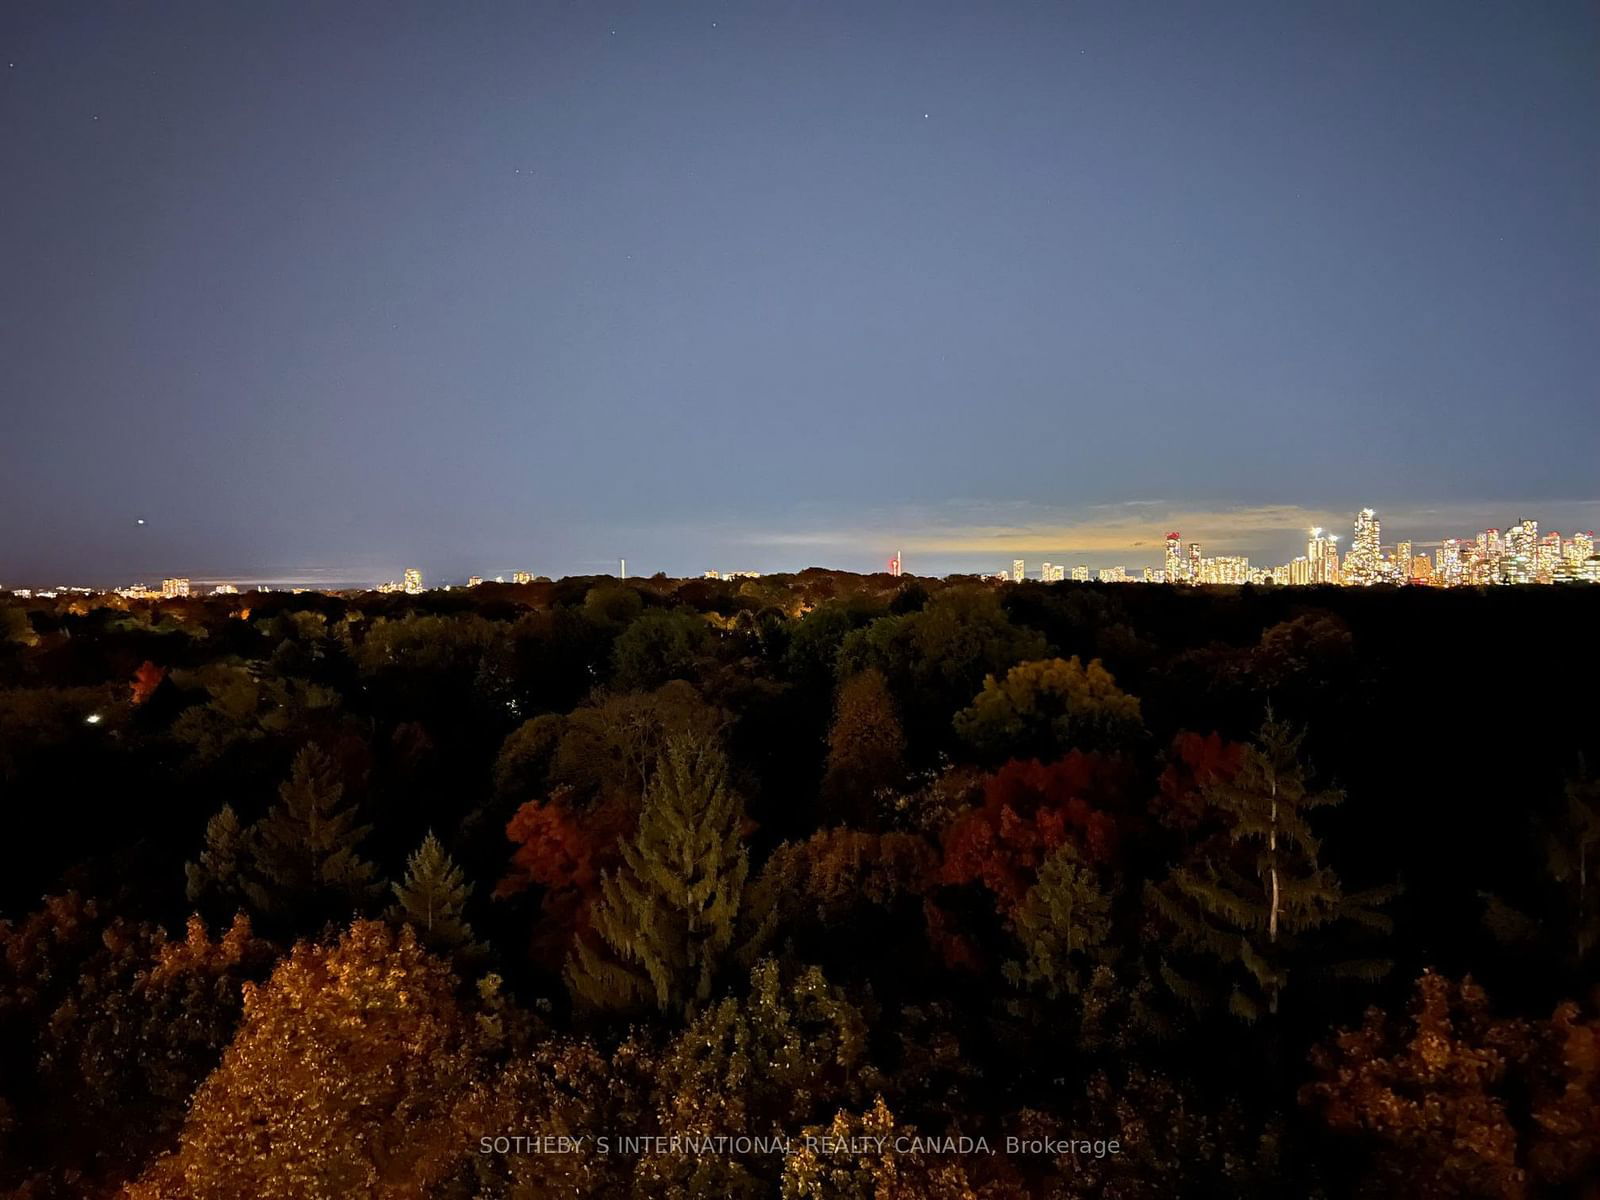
1345 508 1382 584
888 551 902 578
1536 532 1562 583
403 568 423 595
467 576 483 588
1507 518 1537 563
1187 542 1202 583
1307 530 1340 584
161 577 190 598
1393 540 1412 580
1071 565 1089 582
1435 539 1463 586
1164 533 1184 584
1012 559 1025 583
512 571 533 585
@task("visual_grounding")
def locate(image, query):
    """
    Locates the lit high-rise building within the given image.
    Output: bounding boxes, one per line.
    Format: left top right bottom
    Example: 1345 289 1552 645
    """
1536 532 1562 583
161 577 190 598
1012 559 1025 583
1071 565 1089 582
467 576 483 588
1187 542 1202 583
888 551 902 578
1506 519 1537 579
512 571 533 585
1392 540 1413 581
1164 533 1185 584
1307 530 1340 584
1345 508 1382 585
1435 539 1464 586
403 568 423 595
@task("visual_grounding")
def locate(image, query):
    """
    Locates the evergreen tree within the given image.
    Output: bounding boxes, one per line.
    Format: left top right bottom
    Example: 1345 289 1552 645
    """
250 746 380 918
1146 713 1392 1021
388 832 481 958
184 804 251 910
565 734 752 1017
1004 842 1113 998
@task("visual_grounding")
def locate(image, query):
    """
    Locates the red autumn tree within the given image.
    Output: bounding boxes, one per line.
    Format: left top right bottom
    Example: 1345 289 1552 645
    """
496 787 635 968
1151 731 1246 833
130 661 168 705
938 752 1129 913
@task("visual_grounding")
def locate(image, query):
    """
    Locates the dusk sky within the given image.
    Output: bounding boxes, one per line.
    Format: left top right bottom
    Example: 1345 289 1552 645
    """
3 1 1597 585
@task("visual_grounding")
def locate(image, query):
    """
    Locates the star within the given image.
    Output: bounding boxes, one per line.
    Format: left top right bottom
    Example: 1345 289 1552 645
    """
923 113 929 119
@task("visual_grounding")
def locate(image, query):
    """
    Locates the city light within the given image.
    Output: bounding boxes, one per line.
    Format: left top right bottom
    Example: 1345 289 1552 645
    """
1001 507 1600 587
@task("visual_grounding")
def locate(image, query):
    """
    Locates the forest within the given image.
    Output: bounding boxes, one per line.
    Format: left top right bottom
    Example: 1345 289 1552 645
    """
0 571 1596 1198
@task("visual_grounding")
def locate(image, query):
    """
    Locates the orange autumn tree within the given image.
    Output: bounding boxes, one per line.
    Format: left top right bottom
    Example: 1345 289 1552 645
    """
127 922 481 1200
1303 970 1600 1198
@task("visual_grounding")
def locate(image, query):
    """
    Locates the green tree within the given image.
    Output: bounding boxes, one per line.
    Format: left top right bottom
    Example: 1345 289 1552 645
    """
838 587 1047 754
953 655 1143 763
1004 842 1114 998
250 746 380 918
639 959 874 1198
388 833 481 958
1146 714 1393 1021
611 609 713 690
565 735 755 1017
185 804 252 911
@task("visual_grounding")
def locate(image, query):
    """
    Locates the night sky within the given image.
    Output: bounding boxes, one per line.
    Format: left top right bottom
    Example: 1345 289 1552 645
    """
3 1 1597 586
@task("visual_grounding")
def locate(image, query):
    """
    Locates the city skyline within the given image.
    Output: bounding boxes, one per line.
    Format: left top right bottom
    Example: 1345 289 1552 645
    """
12 501 1599 595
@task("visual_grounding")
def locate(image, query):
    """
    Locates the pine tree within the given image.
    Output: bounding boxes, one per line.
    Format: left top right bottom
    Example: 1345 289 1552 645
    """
185 804 251 909
565 734 752 1017
250 746 380 917
1004 842 1113 998
388 832 481 958
1146 713 1392 1021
